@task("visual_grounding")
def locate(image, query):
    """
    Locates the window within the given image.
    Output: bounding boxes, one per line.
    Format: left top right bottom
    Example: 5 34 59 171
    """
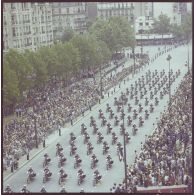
12 27 16 37
145 22 149 26
67 8 69 14
11 3 16 9
139 23 143 26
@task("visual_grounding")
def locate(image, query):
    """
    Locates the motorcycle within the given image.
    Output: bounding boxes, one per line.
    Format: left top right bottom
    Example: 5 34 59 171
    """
103 145 109 155
97 134 104 144
74 158 82 169
58 173 68 185
70 145 77 156
27 171 36 184
145 98 149 106
93 174 102 186
87 145 94 155
150 105 154 113
58 156 66 168
139 118 144 127
109 111 114 119
83 133 90 144
107 126 112 134
155 98 159 106
92 126 98 135
81 124 87 134
127 104 132 113
43 171 52 183
132 125 138 136
56 146 63 156
43 157 51 167
101 118 107 127
145 111 149 120
125 133 131 144
160 91 163 99
133 112 138 120
77 174 86 185
91 159 98 169
106 160 114 170
114 118 119 126
138 105 143 113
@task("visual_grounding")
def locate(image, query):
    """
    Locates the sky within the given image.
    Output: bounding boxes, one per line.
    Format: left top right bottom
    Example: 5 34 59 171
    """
153 2 192 19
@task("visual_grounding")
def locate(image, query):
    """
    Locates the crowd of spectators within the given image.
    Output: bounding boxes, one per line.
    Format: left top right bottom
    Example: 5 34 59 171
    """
3 56 134 171
3 77 100 170
110 71 192 192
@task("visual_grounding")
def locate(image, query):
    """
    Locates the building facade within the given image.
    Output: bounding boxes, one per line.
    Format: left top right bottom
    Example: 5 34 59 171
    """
52 2 87 41
3 2 53 52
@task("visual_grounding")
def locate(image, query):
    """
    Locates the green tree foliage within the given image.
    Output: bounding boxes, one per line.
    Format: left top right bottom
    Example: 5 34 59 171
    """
182 12 192 40
3 16 135 115
3 59 20 110
24 49 48 88
153 14 171 35
170 12 192 41
61 28 75 43
89 16 136 53
4 49 33 94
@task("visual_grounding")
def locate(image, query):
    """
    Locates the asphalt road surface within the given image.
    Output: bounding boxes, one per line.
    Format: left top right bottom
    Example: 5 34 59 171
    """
4 43 192 192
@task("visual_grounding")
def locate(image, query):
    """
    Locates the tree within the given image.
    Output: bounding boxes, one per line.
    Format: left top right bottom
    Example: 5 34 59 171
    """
61 28 75 43
153 14 171 37
3 59 20 114
182 12 192 41
70 34 100 71
24 50 48 88
89 17 136 53
4 49 33 95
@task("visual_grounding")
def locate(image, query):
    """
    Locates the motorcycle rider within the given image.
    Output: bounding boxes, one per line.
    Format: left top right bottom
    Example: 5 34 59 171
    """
59 167 68 179
97 132 104 143
74 154 82 168
21 185 30 193
28 166 36 177
4 184 12 193
87 142 93 155
91 154 98 168
40 186 47 193
44 166 52 177
106 154 114 169
111 132 118 145
103 141 109 154
127 115 132 126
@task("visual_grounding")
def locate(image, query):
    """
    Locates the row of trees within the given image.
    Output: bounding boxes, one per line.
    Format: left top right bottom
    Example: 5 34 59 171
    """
3 16 136 115
151 13 192 41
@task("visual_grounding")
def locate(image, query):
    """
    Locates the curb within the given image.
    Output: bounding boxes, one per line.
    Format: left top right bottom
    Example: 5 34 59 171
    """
4 145 48 182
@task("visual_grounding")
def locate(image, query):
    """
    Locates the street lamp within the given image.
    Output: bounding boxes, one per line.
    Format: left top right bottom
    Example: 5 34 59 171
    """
121 94 127 190
140 28 143 58
132 48 136 77
97 48 103 99
32 115 38 148
187 36 190 73
166 54 172 110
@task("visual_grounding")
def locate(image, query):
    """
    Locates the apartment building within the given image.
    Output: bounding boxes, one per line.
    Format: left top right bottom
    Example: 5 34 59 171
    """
96 2 134 23
52 2 87 41
3 2 53 52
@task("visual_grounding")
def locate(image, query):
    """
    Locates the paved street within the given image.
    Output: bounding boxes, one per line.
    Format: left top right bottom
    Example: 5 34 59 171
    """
4 43 192 192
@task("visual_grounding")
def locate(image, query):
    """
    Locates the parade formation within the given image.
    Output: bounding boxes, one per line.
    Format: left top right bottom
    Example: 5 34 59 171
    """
3 42 192 192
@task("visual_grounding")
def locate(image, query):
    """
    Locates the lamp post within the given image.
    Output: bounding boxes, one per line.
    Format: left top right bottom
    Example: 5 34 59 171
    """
34 116 38 148
140 28 143 58
187 36 190 73
97 48 103 99
132 48 136 77
166 54 172 110
121 94 127 190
